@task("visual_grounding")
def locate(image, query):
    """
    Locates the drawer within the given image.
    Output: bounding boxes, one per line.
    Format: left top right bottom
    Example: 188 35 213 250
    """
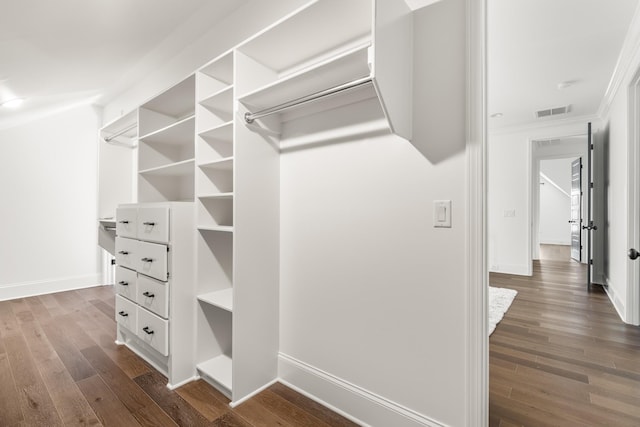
115 266 137 301
116 206 137 238
137 306 169 356
137 206 170 244
115 295 137 332
136 274 169 319
137 241 168 282
115 237 138 271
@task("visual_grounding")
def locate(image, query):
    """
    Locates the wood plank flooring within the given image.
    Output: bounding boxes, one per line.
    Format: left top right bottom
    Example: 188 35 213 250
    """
0 286 358 427
490 259 640 426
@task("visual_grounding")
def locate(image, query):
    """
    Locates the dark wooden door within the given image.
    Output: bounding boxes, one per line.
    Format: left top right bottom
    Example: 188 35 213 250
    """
570 157 582 262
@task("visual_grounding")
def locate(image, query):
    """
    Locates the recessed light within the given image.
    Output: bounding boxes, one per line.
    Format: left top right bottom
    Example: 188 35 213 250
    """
1 98 25 108
490 113 503 118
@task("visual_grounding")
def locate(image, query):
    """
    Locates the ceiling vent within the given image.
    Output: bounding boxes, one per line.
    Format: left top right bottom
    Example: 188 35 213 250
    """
535 105 571 119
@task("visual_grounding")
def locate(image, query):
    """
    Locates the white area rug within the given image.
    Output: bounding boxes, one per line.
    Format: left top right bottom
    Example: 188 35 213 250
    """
489 286 518 335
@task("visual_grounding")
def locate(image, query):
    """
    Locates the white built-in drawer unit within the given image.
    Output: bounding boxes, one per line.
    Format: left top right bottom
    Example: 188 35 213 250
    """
136 274 169 318
115 266 137 301
114 202 195 389
137 306 169 356
115 295 137 331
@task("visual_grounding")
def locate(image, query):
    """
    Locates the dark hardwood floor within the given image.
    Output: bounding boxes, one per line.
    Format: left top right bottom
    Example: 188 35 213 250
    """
490 259 640 426
0 286 358 427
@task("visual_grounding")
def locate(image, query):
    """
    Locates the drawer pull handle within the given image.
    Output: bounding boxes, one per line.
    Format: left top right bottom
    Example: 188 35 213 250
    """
118 220 129 224
118 281 128 286
142 291 155 298
142 326 154 335
118 311 128 317
118 251 129 255
141 257 153 263
142 222 156 226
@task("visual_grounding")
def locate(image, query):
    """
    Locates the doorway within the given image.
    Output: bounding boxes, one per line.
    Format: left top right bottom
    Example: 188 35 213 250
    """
531 137 588 265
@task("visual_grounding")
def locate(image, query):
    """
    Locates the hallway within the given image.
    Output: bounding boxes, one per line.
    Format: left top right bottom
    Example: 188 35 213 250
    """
489 259 640 426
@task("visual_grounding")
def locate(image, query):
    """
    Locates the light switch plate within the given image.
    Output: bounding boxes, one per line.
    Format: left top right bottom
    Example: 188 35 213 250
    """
434 200 452 228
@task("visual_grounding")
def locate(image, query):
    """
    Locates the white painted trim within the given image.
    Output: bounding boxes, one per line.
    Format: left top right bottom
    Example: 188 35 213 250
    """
489 264 530 276
467 0 488 425
604 276 627 323
278 353 445 427
626 65 640 326
0 274 103 301
229 379 279 408
489 114 601 137
167 376 199 390
598 4 640 120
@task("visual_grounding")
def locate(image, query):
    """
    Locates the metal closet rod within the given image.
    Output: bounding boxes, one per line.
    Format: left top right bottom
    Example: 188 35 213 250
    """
104 123 137 142
244 76 373 124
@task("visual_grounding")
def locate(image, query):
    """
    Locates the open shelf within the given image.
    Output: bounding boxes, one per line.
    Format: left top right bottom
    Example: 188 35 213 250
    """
199 192 233 200
199 157 233 170
201 51 233 85
198 225 234 233
238 44 370 109
142 74 196 120
139 159 195 177
197 355 232 395
199 121 233 140
237 0 371 79
197 288 233 312
200 86 233 112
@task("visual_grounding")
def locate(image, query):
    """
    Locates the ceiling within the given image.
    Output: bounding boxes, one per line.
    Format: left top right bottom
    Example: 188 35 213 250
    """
0 0 249 129
488 0 639 131
5 0 624 133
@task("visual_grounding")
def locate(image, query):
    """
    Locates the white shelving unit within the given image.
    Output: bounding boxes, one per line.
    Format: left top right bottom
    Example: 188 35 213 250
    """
194 51 236 399
236 0 412 140
138 75 196 202
98 0 412 407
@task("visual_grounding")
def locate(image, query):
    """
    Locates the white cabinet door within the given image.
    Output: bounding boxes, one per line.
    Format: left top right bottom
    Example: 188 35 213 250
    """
137 241 169 282
137 206 170 244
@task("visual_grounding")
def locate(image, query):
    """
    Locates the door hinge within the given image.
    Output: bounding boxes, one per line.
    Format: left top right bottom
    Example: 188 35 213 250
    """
590 144 594 149
111 259 116 265
167 272 170 279
589 182 594 189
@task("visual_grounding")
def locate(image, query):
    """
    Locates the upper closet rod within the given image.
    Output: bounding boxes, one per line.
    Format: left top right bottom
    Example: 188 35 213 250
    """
103 123 137 143
244 76 373 124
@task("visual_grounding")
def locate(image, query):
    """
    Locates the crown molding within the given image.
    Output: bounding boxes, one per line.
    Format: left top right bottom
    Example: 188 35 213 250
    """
597 4 640 120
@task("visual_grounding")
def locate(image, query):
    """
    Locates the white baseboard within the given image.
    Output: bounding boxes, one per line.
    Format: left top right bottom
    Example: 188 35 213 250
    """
539 240 571 246
230 379 279 408
489 264 530 276
603 276 627 323
0 273 103 301
278 353 445 427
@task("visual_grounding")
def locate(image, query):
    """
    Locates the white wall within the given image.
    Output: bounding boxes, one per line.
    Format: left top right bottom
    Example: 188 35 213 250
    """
601 69 632 317
0 104 102 299
539 158 573 245
488 121 591 275
279 1 468 425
